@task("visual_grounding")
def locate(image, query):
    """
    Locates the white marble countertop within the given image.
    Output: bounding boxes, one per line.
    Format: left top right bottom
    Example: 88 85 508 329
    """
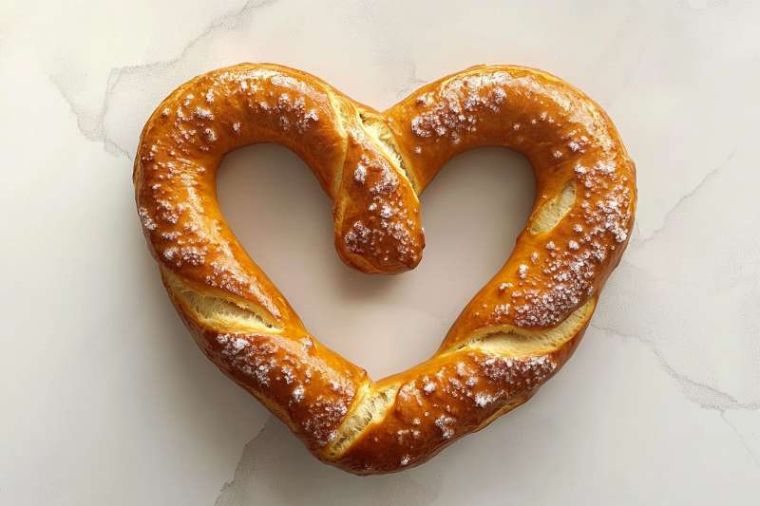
2 0 759 504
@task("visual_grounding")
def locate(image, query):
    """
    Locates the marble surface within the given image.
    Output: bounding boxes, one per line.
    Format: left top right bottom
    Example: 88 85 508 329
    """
2 0 759 504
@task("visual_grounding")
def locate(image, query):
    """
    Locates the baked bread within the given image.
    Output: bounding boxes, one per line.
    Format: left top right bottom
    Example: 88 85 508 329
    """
133 63 636 474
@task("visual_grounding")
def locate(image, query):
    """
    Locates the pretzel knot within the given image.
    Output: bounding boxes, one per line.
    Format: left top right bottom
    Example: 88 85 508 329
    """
134 63 636 474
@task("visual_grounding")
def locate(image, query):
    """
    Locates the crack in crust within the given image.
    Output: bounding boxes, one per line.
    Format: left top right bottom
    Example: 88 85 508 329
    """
163 267 281 333
357 109 420 193
133 63 636 474
324 382 398 459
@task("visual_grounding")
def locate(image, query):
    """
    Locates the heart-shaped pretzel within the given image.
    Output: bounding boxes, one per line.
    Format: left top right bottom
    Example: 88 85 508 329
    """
134 63 636 474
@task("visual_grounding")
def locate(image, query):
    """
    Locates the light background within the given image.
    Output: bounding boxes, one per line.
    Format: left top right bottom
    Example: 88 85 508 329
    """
1 0 759 504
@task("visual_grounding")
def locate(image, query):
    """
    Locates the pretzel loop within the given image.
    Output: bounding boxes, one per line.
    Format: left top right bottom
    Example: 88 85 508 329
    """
134 63 635 474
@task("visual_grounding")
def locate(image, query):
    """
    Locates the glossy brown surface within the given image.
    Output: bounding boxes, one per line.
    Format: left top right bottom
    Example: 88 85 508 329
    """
134 63 636 474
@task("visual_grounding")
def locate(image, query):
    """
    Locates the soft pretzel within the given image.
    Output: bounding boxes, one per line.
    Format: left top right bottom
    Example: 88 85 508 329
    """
133 63 636 474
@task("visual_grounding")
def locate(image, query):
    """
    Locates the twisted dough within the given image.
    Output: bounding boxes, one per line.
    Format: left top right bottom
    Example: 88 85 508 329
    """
133 64 636 474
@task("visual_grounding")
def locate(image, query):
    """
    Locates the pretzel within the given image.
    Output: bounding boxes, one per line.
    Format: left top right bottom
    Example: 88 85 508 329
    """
133 63 636 474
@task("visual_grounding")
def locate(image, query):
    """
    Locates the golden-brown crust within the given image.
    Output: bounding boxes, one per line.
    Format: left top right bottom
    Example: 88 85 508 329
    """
133 63 636 474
